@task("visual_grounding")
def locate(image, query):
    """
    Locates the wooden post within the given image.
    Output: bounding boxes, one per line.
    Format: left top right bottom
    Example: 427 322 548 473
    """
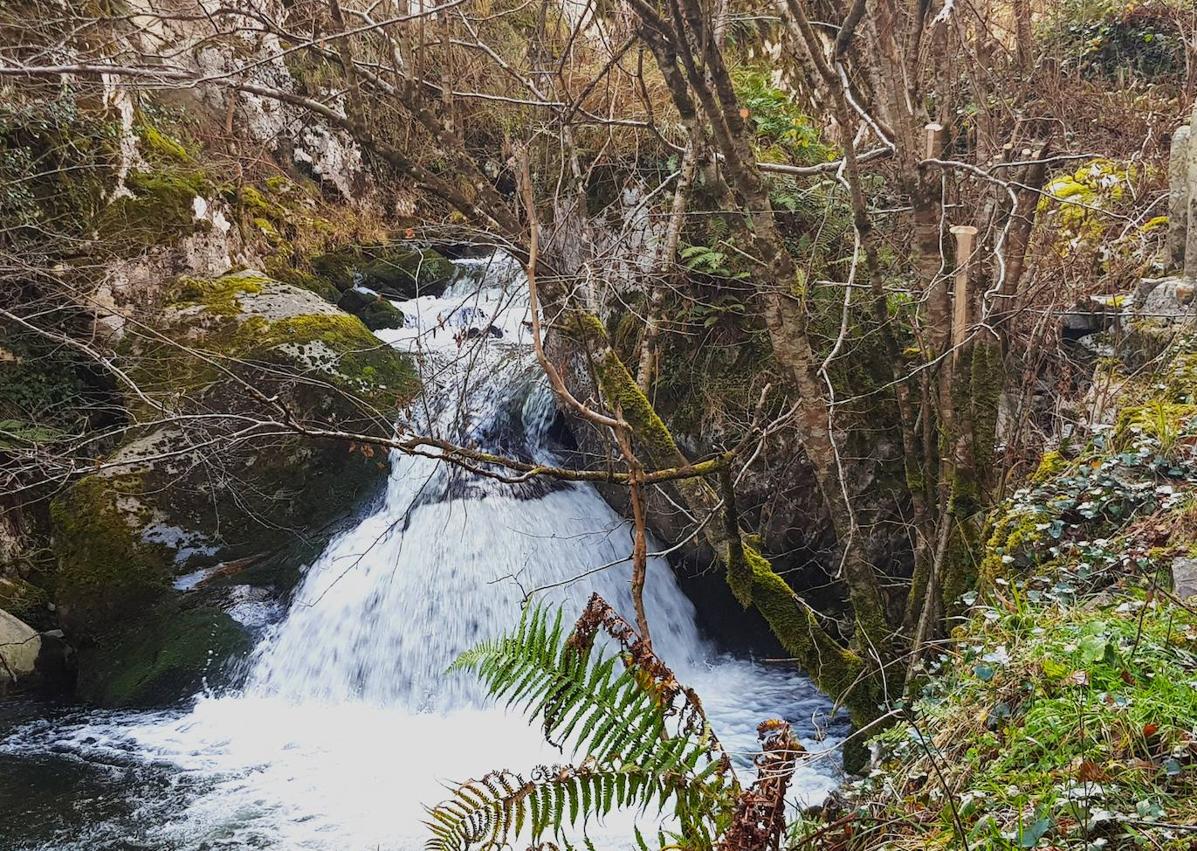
925 123 945 160
950 225 978 361
1167 125 1190 272
1186 100 1197 280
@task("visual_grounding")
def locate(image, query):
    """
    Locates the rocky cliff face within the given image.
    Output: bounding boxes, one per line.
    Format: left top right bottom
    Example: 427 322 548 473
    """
0 2 457 702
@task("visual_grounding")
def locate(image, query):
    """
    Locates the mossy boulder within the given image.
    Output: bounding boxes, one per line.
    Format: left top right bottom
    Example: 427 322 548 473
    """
75 605 251 707
50 475 173 640
312 244 454 298
336 286 405 330
266 260 340 302
94 168 214 256
50 271 417 703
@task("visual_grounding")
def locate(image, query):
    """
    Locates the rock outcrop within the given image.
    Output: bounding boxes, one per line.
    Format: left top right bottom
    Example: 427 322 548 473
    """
50 270 418 704
313 244 456 299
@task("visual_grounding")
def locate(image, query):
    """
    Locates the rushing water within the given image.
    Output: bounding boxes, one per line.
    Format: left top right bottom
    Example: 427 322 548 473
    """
0 253 845 850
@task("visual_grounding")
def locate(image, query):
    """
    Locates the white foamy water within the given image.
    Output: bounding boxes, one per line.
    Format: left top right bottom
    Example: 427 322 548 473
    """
0 253 844 850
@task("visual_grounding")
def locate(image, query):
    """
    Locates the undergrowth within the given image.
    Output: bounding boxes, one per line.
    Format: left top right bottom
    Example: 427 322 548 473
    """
823 359 1197 850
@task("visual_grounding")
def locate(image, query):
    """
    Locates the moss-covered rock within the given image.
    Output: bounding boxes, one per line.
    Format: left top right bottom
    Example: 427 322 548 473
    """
50 475 173 640
135 123 193 164
336 286 405 331
356 299 405 331
312 244 454 298
51 270 417 703
94 168 214 255
266 259 340 302
75 605 251 707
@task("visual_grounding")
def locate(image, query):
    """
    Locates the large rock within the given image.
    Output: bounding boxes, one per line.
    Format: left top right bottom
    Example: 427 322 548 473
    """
50 270 418 703
0 609 40 693
337 285 405 330
1173 556 1197 601
75 605 251 707
0 576 51 629
1134 275 1196 324
313 244 455 298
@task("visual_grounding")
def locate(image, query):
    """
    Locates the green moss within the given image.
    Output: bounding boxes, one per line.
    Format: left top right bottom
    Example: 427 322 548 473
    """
172 270 268 316
969 341 1003 475
354 298 405 331
1031 449 1067 484
940 519 980 618
310 249 357 290
250 312 418 407
264 259 340 302
76 605 251 707
596 349 679 457
95 168 213 254
980 504 1049 591
253 217 280 240
135 124 192 163
1039 158 1137 245
311 245 455 296
746 549 881 728
239 184 287 219
122 273 417 420
50 475 172 640
568 311 682 461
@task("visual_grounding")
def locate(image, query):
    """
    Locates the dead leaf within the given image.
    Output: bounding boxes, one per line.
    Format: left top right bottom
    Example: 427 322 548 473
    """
1143 723 1160 738
1069 670 1090 686
1076 759 1107 782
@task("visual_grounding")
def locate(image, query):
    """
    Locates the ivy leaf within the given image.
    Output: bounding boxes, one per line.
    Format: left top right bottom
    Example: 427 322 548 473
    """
1015 816 1053 848
1079 633 1112 665
0 419 65 449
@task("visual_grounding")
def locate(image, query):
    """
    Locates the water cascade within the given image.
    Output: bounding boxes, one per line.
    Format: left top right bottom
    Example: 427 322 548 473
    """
0 254 843 850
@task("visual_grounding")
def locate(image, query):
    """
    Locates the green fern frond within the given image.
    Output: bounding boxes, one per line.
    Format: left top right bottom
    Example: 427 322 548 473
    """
424 765 688 851
430 604 737 850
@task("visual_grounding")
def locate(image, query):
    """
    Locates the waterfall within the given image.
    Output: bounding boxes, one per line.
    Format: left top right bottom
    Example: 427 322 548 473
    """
0 253 843 851
246 252 712 708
